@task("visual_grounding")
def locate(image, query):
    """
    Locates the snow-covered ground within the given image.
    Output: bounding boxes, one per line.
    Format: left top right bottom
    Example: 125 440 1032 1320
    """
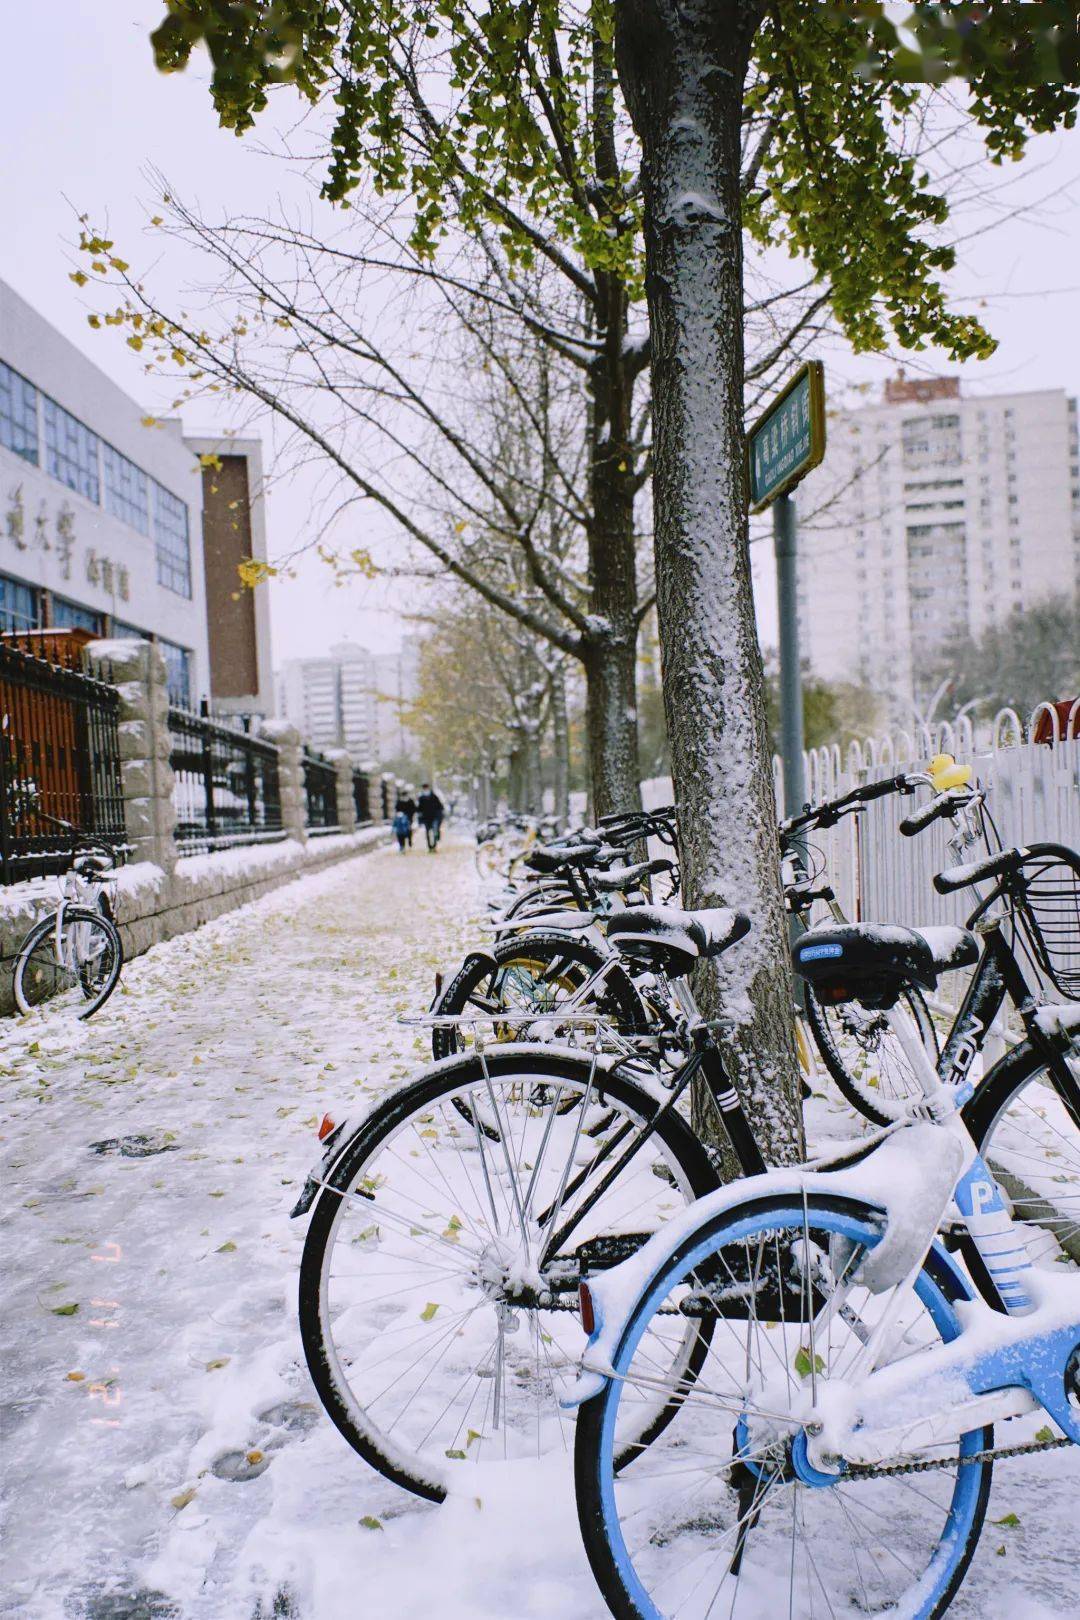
1 837 1076 1619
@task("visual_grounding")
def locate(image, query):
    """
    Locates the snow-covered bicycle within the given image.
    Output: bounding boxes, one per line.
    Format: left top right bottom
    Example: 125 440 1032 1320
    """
571 846 1080 1620
11 820 125 1021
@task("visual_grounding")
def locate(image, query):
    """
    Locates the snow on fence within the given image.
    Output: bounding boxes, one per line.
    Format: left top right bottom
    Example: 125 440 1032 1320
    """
644 699 1079 931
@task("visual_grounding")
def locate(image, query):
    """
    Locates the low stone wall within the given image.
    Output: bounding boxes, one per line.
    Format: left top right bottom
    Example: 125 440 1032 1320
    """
1 827 390 1017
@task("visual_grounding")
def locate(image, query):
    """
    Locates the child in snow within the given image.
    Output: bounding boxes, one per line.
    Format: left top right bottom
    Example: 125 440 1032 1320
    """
392 808 411 852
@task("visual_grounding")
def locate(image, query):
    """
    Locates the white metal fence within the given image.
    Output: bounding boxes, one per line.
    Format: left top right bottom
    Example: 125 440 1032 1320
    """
784 701 1079 929
644 699 1079 932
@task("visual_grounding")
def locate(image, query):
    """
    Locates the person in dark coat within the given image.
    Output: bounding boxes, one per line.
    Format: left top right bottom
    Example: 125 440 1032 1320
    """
395 791 416 847
416 784 444 851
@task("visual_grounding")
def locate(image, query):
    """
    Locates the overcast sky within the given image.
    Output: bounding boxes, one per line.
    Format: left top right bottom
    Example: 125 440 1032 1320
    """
2 2 1077 662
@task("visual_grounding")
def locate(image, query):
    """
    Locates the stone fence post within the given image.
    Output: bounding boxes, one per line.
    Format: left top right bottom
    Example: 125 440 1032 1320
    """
260 720 307 845
326 748 357 834
88 638 177 872
363 769 383 823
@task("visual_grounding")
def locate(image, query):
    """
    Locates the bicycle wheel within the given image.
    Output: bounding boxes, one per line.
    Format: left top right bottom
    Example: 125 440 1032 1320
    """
431 931 647 1060
964 1034 1080 1271
804 982 938 1127
13 907 123 1020
298 1047 718 1501
576 1192 992 1620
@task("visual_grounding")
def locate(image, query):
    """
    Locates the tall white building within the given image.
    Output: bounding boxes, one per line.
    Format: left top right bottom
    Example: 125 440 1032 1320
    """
276 637 419 764
792 375 1079 711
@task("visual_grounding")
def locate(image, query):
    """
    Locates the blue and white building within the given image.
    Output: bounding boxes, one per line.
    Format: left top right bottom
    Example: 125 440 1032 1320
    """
1 279 210 706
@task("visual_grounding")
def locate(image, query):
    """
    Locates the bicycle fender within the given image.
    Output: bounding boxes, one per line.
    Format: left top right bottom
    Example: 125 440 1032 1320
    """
289 1116 364 1218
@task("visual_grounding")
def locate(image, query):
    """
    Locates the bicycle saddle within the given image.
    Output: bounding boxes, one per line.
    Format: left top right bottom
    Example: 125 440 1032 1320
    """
605 904 751 977
590 857 673 894
73 851 114 877
793 922 977 1008
525 842 618 874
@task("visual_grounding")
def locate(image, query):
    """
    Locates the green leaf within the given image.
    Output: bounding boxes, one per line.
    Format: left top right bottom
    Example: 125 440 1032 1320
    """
793 1346 825 1379
992 1511 1020 1528
1034 1426 1055 1443
215 1241 237 1253
51 1302 79 1316
420 1301 440 1321
359 1515 383 1530
444 1447 466 1459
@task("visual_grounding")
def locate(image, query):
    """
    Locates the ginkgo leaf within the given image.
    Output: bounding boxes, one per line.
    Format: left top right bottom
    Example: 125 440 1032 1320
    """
215 1241 237 1253
69 271 89 287
359 1515 383 1530
170 1488 197 1510
420 1301 440 1321
51 1303 79 1316
992 1512 1020 1528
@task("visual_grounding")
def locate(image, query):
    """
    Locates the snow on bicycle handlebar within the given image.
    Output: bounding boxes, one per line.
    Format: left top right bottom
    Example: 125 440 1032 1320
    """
934 848 1025 894
898 785 975 836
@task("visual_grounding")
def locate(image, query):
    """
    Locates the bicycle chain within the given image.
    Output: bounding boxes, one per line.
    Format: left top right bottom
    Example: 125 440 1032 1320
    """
849 1432 1071 1478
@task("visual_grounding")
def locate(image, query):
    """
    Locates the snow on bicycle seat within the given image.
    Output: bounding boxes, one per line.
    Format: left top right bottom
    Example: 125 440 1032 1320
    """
793 922 977 1008
605 904 751 977
590 857 672 894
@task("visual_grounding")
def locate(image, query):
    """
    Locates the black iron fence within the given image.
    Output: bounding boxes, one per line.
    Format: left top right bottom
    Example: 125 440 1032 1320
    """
0 641 126 883
169 702 283 853
353 770 371 825
304 748 340 834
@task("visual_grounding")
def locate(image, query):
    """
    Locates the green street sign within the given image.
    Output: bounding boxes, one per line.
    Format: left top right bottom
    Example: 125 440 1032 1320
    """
746 361 826 513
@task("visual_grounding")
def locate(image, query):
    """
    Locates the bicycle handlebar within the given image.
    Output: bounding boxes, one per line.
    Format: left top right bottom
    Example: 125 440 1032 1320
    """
898 785 978 838
780 773 918 838
933 848 1021 894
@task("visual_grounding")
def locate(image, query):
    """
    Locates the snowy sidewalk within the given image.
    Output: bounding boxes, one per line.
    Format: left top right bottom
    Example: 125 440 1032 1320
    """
1 837 1075 1620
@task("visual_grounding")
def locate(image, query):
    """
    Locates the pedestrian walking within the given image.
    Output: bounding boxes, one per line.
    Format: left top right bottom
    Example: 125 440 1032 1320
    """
417 783 444 851
392 807 411 853
395 790 416 848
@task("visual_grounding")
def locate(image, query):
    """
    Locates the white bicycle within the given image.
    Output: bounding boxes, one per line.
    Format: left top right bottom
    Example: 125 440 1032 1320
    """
12 821 125 1020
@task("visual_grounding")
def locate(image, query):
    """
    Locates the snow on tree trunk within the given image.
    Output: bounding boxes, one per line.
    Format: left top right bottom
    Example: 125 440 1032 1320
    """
550 665 571 827
616 0 802 1164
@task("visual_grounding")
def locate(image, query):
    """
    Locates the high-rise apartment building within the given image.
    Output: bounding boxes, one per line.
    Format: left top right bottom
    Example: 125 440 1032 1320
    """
791 376 1079 711
276 638 419 765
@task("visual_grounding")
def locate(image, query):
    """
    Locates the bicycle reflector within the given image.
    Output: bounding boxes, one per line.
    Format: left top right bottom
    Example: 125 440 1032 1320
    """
579 1282 595 1336
318 1112 337 1142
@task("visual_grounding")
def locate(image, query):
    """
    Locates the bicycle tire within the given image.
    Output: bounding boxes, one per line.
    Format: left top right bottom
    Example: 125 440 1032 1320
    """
13 907 123 1020
804 980 939 1126
963 1033 1080 1273
298 1047 719 1501
431 931 647 1060
575 1191 992 1620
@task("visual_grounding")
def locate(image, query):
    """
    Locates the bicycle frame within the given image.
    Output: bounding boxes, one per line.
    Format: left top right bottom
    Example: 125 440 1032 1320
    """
571 990 1080 1476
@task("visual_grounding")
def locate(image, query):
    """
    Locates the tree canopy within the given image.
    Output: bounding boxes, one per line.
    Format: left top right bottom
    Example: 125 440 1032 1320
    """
151 1 1077 360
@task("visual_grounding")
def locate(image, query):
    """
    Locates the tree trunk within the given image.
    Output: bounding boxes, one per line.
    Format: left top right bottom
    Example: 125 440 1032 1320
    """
616 0 802 1164
550 664 571 827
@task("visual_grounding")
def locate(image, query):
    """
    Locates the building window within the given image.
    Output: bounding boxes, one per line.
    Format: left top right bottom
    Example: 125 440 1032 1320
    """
0 362 39 465
51 594 104 635
158 637 192 707
103 445 150 534
43 396 100 503
112 619 150 640
153 482 192 597
0 572 41 633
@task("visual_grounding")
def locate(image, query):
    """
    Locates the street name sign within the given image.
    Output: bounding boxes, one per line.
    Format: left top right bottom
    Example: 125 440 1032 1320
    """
747 360 826 512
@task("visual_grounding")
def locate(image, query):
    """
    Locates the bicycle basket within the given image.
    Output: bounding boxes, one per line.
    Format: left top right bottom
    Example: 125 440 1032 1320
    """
1012 845 1080 1001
